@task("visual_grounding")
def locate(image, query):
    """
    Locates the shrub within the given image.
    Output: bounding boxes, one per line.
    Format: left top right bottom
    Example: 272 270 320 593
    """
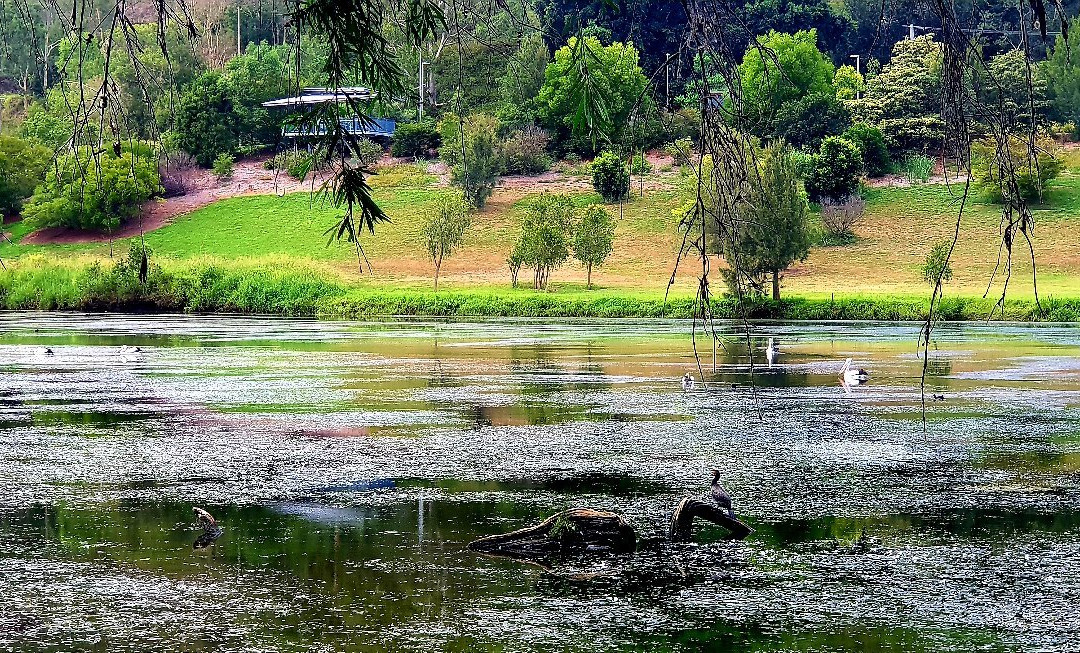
573 204 616 289
591 150 630 202
503 125 552 175
842 123 890 178
790 149 816 180
158 150 198 197
900 154 934 184
972 136 1063 203
18 106 72 149
445 113 503 208
804 136 863 203
819 194 865 246
629 153 651 175
922 240 954 287
391 122 440 158
0 135 51 215
23 147 162 232
664 138 694 166
355 137 383 167
212 153 235 179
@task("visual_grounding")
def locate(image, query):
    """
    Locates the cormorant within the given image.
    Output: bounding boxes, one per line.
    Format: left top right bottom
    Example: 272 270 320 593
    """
710 470 735 518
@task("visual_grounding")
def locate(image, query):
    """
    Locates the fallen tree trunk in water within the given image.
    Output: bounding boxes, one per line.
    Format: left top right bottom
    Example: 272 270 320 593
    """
467 508 637 559
669 497 753 542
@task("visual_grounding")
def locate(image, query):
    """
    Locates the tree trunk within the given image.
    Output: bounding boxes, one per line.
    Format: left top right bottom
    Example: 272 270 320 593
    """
771 270 780 301
586 263 592 289
434 260 440 292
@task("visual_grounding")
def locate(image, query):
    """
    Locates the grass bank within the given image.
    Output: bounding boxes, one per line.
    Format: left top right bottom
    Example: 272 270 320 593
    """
4 256 1078 321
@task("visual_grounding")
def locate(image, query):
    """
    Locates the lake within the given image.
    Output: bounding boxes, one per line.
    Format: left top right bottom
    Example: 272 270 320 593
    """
1 313 1078 652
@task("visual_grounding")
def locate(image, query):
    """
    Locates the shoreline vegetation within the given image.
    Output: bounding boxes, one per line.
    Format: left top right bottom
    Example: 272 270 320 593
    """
3 257 1079 321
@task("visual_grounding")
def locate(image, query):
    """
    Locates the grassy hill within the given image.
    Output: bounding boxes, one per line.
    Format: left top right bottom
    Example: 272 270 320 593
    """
5 154 1080 317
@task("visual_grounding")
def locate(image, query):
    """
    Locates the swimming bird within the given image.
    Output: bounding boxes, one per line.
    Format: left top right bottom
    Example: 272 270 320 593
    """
765 337 779 367
840 358 869 385
932 393 946 401
710 470 735 518
681 372 695 392
192 507 224 550
39 347 54 356
119 345 141 354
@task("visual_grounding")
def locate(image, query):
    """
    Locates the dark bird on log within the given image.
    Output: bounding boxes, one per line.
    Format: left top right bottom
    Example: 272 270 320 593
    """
193 507 224 550
710 469 734 518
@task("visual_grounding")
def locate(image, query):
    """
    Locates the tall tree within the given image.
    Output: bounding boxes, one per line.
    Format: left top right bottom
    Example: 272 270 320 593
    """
572 204 615 288
738 29 835 136
726 142 812 300
421 192 471 291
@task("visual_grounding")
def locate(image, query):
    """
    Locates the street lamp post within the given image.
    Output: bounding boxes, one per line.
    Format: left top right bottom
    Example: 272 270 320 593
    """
850 54 862 99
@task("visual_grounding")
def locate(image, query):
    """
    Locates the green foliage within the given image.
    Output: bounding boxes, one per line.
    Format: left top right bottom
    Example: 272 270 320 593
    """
900 154 934 184
591 150 629 202
222 43 294 145
773 90 851 150
725 142 812 300
110 24 201 139
175 72 239 167
497 33 550 125
976 49 1048 130
1044 28 1080 129
665 138 694 166
854 35 942 153
573 204 616 288
922 240 954 288
502 125 552 175
739 29 835 134
0 135 51 215
434 41 512 114
833 64 866 102
805 136 863 203
537 36 650 149
629 154 651 175
420 192 471 290
23 147 162 232
212 153 235 180
355 137 384 167
18 105 72 149
841 123 890 177
514 193 576 289
391 122 441 158
972 136 1062 203
445 113 503 208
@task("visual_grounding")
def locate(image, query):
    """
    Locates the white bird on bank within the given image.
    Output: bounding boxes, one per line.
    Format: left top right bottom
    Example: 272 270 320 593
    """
119 345 141 354
765 337 779 367
840 358 869 385
681 372 695 392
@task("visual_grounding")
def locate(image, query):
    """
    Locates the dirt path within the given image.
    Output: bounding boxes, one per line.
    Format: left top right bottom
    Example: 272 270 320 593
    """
21 157 333 245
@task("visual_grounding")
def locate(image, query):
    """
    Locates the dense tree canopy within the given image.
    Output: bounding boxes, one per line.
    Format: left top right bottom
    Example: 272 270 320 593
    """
739 30 835 136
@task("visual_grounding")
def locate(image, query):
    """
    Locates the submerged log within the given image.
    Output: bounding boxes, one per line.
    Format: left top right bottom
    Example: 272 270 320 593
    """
467 508 637 559
669 497 753 542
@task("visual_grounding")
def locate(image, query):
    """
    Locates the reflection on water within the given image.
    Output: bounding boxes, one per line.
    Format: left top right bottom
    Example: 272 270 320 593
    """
1 313 1080 652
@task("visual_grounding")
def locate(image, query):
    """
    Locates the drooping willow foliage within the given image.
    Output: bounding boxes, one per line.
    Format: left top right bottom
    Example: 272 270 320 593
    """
8 0 1075 395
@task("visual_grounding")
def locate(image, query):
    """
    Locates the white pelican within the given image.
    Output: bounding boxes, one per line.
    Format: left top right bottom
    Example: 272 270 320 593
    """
840 358 869 385
765 337 779 367
681 372 695 392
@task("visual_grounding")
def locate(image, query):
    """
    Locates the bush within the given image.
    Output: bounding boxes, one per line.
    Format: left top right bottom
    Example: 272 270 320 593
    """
842 123 890 178
922 240 954 287
804 136 863 203
355 137 383 167
0 135 51 215
629 153 651 175
445 113 503 208
502 125 552 175
158 150 198 197
972 136 1063 203
18 106 72 149
664 138 694 166
23 147 162 232
391 122 440 158
212 153 235 179
591 150 630 202
819 194 865 246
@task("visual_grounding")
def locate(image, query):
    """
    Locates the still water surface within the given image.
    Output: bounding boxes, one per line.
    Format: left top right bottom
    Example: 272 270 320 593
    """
1 313 1079 651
